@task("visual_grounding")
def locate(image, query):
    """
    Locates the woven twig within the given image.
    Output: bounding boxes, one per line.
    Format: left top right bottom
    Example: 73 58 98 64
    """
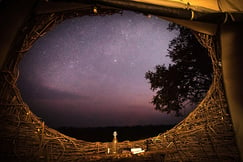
0 5 240 162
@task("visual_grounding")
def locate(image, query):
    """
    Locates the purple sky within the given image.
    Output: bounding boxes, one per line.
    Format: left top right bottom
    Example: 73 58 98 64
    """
18 11 186 128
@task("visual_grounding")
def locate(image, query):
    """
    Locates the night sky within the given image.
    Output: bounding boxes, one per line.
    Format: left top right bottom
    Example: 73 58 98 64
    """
18 11 185 128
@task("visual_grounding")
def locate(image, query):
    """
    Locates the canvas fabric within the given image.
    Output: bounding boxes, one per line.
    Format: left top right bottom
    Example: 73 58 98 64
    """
133 0 243 12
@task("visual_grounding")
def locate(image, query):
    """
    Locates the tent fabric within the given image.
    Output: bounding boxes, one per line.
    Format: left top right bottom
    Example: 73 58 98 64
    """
133 0 243 12
93 0 243 25
218 0 243 12
133 0 219 12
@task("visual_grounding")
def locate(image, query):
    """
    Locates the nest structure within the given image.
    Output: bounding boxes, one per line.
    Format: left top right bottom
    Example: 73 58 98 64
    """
0 4 240 162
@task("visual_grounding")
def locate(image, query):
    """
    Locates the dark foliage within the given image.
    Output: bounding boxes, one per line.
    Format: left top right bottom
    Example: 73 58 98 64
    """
145 23 213 116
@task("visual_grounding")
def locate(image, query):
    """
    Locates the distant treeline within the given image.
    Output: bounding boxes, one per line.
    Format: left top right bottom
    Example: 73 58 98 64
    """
57 125 174 142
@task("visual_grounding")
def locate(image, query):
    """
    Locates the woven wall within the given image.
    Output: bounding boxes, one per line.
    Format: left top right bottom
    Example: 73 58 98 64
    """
0 6 240 162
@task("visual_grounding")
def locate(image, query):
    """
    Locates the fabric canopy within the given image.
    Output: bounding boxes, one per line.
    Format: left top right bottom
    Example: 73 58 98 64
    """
92 0 243 35
133 0 243 12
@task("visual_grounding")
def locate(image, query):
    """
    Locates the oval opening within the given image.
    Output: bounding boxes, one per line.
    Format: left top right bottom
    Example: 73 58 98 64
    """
17 10 211 142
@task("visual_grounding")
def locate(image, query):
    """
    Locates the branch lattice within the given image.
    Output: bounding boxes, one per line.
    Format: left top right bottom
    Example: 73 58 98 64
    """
0 7 240 161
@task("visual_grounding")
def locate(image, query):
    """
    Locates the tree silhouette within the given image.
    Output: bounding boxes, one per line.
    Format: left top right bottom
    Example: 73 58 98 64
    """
145 23 213 116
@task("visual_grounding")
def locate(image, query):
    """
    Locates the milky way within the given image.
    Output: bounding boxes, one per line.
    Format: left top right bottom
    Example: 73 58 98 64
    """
18 11 183 127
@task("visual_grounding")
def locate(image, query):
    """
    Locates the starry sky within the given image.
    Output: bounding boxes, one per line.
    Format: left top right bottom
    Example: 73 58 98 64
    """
18 11 185 128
